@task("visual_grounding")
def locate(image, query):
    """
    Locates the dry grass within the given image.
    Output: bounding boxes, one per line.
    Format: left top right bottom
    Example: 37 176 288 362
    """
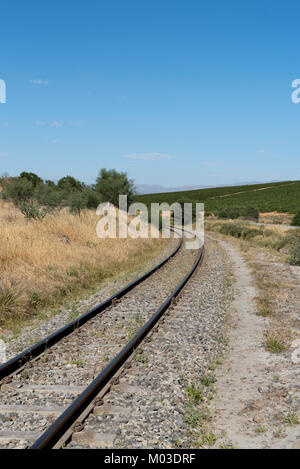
0 200 169 331
205 219 298 257
263 328 289 354
258 212 293 225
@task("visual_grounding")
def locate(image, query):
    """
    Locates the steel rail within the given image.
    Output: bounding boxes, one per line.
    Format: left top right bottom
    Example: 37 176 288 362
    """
30 234 204 449
0 237 182 381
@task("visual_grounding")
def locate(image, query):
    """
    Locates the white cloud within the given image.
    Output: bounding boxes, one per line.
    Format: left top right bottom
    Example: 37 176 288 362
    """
0 151 9 157
50 120 63 128
29 79 48 85
256 149 265 155
124 152 173 161
35 120 83 128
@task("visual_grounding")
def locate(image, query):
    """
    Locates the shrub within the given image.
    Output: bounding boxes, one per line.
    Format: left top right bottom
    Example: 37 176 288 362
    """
220 223 243 237
57 176 84 191
219 223 261 240
291 212 300 226
244 206 259 220
19 201 49 220
34 185 63 209
1 178 34 204
218 206 259 221
67 191 88 215
264 329 286 354
83 187 101 209
218 206 243 219
289 237 300 266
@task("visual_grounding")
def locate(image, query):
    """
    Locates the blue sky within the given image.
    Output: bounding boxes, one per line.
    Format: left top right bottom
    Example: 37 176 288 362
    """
0 0 300 187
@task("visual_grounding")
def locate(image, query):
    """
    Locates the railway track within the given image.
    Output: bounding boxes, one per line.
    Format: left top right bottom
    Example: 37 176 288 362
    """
0 229 203 449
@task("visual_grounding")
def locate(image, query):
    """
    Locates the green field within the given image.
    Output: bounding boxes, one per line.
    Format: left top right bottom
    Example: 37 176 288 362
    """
135 180 300 214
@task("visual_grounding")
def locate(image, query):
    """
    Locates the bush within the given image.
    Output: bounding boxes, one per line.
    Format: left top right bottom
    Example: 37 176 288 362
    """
83 187 101 209
219 223 261 239
291 213 300 226
289 238 300 266
19 201 50 220
67 191 88 214
2 169 137 215
1 178 34 204
218 206 243 219
218 206 259 221
244 206 259 220
220 223 243 237
34 185 63 209
57 176 84 191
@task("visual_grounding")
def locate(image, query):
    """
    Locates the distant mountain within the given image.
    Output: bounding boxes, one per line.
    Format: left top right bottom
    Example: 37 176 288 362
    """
135 184 208 194
135 181 266 195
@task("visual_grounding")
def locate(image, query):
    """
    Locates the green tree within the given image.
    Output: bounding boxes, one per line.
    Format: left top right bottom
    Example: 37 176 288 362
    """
34 184 63 209
1 178 34 204
83 186 101 209
45 179 55 187
20 172 43 188
67 191 88 215
95 169 135 208
57 176 83 191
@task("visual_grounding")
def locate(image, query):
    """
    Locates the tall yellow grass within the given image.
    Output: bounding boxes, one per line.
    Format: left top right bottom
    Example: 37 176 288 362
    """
0 200 168 330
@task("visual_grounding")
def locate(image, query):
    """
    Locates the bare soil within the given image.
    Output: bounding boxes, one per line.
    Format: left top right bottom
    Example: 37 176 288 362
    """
207 234 300 449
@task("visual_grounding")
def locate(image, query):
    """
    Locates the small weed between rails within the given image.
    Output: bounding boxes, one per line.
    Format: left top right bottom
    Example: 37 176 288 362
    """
41 353 50 363
69 359 84 367
126 319 141 341
273 375 281 383
98 327 106 338
135 312 142 325
135 352 148 363
127 328 136 341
